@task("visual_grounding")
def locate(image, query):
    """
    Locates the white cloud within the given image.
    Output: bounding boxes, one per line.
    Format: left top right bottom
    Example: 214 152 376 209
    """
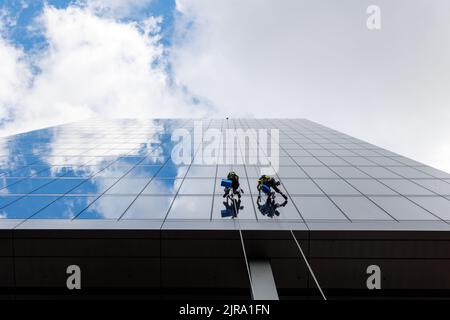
0 36 30 122
171 0 450 173
1 0 449 175
0 4 207 137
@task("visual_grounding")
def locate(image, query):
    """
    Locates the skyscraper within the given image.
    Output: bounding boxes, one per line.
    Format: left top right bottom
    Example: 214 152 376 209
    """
1 119 450 299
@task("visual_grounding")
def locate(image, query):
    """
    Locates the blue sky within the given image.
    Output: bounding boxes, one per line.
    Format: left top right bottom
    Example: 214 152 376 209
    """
1 0 176 50
0 0 449 173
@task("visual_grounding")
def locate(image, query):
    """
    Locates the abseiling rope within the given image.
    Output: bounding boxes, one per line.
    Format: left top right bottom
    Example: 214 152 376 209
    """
233 197 255 299
290 230 327 300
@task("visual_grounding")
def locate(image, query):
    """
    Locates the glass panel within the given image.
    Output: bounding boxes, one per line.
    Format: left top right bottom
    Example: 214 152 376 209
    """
77 195 136 219
105 178 151 195
278 157 297 166
292 196 348 221
331 196 393 220
178 178 215 195
166 195 213 219
357 166 401 178
67 178 120 194
31 196 96 219
279 179 323 195
212 195 256 220
385 166 433 178
301 167 339 178
0 195 22 212
329 166 369 178
292 157 322 166
411 179 450 196
141 178 181 195
276 166 308 178
413 166 450 179
1 178 56 194
185 166 217 178
244 166 262 178
316 157 350 166
154 165 188 179
307 150 334 157
314 179 361 195
38 166 95 178
369 196 439 221
31 179 86 195
407 197 450 220
365 157 403 166
121 195 174 219
346 179 398 195
255 195 302 221
0 196 59 219
124 165 161 178
379 179 434 196
285 149 310 157
341 157 376 166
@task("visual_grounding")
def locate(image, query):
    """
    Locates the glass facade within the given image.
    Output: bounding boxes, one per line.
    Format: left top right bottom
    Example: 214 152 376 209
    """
0 118 449 230
2 118 450 300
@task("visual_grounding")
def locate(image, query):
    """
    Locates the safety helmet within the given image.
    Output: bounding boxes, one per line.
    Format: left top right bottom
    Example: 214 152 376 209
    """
258 175 270 184
227 171 238 180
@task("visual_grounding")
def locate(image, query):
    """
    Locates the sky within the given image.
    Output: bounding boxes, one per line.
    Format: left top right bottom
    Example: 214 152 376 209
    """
0 0 449 173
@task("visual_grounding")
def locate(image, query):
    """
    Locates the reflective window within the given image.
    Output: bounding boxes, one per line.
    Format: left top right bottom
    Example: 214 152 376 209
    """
68 178 120 194
301 167 339 178
124 165 161 178
185 166 217 178
286 149 310 157
32 179 87 195
0 195 22 211
341 157 376 166
407 197 450 220
280 179 323 195
413 167 450 179
385 166 433 178
329 166 369 178
276 166 308 178
2 178 56 194
357 166 401 178
292 196 348 221
105 178 151 195
331 196 393 220
0 196 58 219
292 157 322 166
379 179 434 196
346 179 398 196
316 157 350 166
31 195 96 219
178 178 215 195
369 196 439 221
212 195 256 220
411 179 450 196
77 195 136 219
141 178 181 195
0 119 448 230
155 165 189 179
121 195 174 219
365 157 403 166
314 179 361 195
166 195 213 219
